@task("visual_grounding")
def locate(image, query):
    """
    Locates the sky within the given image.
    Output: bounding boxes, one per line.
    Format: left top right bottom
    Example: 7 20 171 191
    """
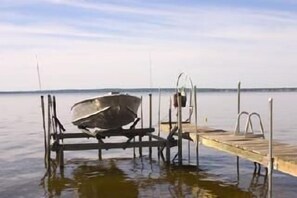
1 0 297 91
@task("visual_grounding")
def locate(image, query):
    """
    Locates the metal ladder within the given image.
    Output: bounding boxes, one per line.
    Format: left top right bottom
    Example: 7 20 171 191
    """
234 111 265 139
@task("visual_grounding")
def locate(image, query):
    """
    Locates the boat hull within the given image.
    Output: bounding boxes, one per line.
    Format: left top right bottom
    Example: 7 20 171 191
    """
71 94 141 129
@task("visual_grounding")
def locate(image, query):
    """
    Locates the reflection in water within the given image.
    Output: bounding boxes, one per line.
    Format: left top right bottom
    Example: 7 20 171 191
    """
41 158 268 197
247 171 268 198
43 159 138 197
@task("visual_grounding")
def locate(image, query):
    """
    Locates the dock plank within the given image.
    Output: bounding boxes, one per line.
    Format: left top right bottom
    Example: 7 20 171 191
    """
160 122 297 177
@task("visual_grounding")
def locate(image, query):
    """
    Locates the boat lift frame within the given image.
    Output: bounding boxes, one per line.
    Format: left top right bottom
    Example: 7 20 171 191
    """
41 94 177 175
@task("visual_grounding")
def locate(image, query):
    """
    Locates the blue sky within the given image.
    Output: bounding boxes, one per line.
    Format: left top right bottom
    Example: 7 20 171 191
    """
1 0 297 91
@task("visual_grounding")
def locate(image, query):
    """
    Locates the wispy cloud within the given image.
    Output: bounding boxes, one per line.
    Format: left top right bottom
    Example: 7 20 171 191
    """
4 0 297 43
1 0 297 90
47 0 175 16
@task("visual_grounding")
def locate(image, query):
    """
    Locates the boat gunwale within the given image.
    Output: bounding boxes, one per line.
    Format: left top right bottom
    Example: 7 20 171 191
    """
71 93 141 110
71 106 111 124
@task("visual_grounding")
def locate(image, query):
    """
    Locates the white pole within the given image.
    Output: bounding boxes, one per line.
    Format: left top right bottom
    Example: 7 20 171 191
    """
237 81 241 120
268 98 273 198
158 88 161 160
194 86 199 167
237 81 241 180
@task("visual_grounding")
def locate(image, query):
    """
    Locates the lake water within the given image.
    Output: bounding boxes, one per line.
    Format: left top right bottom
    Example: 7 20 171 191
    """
1 91 297 197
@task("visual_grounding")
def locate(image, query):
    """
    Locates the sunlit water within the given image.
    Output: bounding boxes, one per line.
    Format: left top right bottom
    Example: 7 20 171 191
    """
1 91 297 197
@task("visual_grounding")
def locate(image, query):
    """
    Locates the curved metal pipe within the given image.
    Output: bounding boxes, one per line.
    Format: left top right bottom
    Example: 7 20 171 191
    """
245 112 265 138
176 72 194 122
234 111 249 135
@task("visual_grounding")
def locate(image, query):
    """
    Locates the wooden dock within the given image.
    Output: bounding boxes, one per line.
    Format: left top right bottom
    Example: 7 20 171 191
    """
160 122 297 177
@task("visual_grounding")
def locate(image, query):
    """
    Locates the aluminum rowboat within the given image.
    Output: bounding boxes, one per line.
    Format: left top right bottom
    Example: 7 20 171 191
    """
71 93 141 129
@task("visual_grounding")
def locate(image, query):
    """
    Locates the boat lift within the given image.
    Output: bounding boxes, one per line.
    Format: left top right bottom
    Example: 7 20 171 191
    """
40 94 177 175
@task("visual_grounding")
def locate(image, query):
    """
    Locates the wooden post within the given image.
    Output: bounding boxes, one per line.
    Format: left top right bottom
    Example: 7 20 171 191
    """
166 98 172 164
149 93 152 159
268 98 273 198
133 138 136 158
47 95 52 175
166 140 171 164
58 147 64 168
158 88 161 160
52 96 57 134
53 96 64 168
166 140 170 164
41 96 47 168
139 96 143 157
98 138 102 160
177 94 183 165
53 96 59 166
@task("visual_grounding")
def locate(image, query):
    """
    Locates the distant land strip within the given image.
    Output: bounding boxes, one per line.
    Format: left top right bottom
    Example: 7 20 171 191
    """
1 87 297 94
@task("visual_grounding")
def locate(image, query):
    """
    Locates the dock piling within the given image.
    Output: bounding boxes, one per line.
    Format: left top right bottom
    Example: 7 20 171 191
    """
98 138 103 160
41 96 47 168
177 94 183 165
139 96 143 157
158 88 161 161
166 98 173 164
47 95 52 175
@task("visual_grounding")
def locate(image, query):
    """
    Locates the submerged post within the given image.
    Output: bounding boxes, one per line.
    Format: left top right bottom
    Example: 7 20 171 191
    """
268 98 273 198
149 93 152 159
98 139 102 160
177 94 183 165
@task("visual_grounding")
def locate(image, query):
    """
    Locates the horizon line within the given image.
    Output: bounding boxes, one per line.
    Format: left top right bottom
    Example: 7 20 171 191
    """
1 87 297 94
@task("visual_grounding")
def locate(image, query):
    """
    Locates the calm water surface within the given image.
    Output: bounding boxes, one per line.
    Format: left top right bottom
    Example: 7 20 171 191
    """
1 91 297 197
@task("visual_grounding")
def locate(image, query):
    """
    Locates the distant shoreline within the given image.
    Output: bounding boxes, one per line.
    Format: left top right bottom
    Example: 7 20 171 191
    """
1 87 297 94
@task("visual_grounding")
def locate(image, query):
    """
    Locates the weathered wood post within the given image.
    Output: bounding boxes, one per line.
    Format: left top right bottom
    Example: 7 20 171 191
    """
53 96 63 168
41 96 47 167
133 136 136 158
158 88 161 160
166 98 172 164
98 138 102 160
166 142 171 164
47 95 52 175
52 96 57 134
139 96 143 157
177 94 183 165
